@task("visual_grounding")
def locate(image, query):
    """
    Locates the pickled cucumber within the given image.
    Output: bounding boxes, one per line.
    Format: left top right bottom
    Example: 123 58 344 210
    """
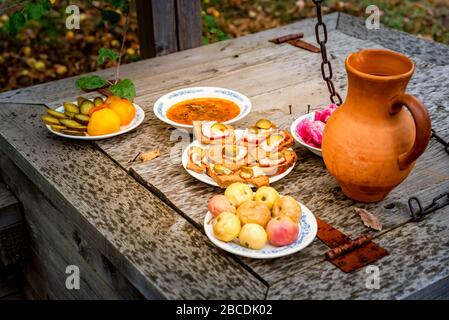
59 119 84 129
74 114 90 125
42 115 61 126
64 111 76 119
63 102 80 114
93 97 104 107
80 100 95 115
256 119 272 130
61 130 85 136
47 109 68 119
50 125 67 132
77 96 87 105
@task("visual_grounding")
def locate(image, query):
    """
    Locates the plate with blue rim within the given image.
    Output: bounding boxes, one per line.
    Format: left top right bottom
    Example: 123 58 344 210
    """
153 87 252 133
204 201 317 259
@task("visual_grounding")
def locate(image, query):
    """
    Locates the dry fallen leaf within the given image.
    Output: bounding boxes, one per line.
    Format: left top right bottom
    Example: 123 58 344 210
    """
354 208 383 231
139 149 160 162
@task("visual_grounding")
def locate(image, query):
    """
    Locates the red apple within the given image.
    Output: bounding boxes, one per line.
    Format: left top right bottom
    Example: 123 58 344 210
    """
266 216 299 247
208 195 236 217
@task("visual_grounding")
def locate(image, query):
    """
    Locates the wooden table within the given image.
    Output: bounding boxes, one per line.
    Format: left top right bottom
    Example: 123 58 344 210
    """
0 13 448 300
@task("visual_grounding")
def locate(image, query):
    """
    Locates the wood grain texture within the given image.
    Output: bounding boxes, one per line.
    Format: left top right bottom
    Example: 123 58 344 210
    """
336 13 449 66
267 200 449 299
135 0 156 59
176 0 201 50
136 0 178 57
0 103 266 299
1 163 143 299
0 181 26 267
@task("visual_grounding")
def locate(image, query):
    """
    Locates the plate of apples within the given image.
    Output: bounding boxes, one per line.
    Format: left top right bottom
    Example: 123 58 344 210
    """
204 183 317 259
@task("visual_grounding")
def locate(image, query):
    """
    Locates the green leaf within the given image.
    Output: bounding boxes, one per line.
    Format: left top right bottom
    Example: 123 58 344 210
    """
101 10 121 24
9 12 26 37
109 79 136 101
25 2 46 20
97 48 119 65
75 76 106 91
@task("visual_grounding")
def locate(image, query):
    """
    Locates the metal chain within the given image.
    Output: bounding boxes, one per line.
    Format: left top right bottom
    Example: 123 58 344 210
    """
408 130 449 221
313 0 343 105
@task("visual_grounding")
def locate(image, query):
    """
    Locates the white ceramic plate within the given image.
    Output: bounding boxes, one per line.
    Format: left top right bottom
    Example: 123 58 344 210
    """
290 112 323 157
204 202 317 259
45 103 145 140
182 130 295 187
154 87 252 132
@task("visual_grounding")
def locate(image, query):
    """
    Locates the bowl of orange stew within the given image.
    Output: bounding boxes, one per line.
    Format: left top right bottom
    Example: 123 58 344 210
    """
154 87 252 132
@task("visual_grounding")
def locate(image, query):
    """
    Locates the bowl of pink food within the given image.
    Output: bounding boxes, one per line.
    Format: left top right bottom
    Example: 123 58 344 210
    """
290 104 337 157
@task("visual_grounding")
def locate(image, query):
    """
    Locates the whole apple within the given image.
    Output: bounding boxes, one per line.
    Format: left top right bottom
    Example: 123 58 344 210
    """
224 182 254 207
254 186 279 210
239 223 267 250
272 196 302 223
208 195 236 217
236 200 271 228
213 211 241 242
266 216 299 247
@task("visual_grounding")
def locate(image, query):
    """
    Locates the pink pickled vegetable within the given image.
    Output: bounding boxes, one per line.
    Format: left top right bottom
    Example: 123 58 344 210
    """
296 104 337 148
314 103 337 123
296 118 325 148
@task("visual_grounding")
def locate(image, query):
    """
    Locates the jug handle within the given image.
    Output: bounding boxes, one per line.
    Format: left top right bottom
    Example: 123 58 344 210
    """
391 94 432 170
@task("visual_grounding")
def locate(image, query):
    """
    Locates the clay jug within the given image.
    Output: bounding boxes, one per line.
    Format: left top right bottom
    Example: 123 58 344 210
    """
322 49 431 202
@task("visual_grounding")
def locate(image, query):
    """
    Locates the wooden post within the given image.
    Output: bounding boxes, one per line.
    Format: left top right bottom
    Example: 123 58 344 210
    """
176 0 202 51
136 0 201 59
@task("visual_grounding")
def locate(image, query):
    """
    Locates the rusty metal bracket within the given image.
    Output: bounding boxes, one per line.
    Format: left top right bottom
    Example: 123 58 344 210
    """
316 217 389 273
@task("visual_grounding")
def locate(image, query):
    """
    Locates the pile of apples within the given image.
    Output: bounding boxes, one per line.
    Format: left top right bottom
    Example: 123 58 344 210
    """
208 182 302 250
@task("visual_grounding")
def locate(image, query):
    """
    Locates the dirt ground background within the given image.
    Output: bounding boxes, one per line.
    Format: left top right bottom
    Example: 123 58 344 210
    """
1 0 448 93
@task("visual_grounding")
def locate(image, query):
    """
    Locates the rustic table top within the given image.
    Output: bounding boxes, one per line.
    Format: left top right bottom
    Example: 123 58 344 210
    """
0 13 448 299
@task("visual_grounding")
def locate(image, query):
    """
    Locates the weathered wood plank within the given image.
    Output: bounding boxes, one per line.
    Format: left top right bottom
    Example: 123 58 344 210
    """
135 0 156 59
405 276 449 300
136 0 178 58
267 193 449 299
1 156 143 299
0 182 20 229
176 0 201 51
0 103 267 299
336 13 449 66
0 181 27 267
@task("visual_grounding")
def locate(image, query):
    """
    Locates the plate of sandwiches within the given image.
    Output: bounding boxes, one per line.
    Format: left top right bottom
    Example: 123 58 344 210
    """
182 119 298 188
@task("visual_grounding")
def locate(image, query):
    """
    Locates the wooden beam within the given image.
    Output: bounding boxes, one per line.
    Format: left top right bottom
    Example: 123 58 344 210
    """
0 182 27 267
136 0 178 58
135 0 201 59
176 0 201 50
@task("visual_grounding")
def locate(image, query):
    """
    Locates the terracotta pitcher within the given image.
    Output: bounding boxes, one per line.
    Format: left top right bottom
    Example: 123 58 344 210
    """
322 49 431 202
